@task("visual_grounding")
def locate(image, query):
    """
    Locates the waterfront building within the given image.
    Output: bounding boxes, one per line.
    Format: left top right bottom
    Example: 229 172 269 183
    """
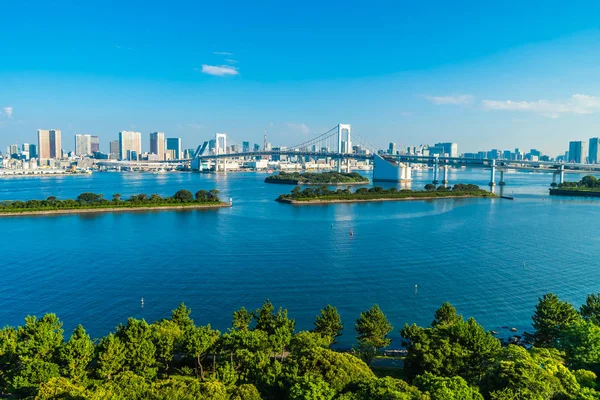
29 144 37 159
150 132 165 160
589 138 600 164
109 140 119 160
118 131 142 161
9 144 19 156
75 134 92 156
91 136 99 153
435 142 458 157
568 141 587 163
37 129 62 164
243 141 250 153
253 143 261 152
166 137 182 159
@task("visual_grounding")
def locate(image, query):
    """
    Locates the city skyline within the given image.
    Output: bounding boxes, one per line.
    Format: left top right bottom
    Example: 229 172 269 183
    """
3 2 600 154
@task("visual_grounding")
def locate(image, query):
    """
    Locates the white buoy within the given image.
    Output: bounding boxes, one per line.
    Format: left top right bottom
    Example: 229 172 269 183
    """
414 284 418 295
141 297 144 308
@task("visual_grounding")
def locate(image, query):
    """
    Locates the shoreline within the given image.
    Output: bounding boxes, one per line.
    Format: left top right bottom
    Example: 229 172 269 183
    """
549 189 600 197
0 203 231 217
265 180 369 186
277 194 496 205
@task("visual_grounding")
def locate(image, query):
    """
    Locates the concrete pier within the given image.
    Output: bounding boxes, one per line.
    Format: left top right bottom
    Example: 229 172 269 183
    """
442 165 449 186
489 159 496 189
432 156 439 184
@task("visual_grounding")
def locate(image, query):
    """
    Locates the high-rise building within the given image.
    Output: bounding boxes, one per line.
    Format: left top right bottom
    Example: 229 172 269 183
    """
119 131 142 160
388 142 397 155
589 138 600 164
253 144 261 152
29 144 37 159
9 144 19 156
435 142 458 157
75 134 92 156
243 141 250 153
109 140 120 160
150 132 165 160
91 136 99 153
166 138 182 159
37 129 62 163
568 141 587 163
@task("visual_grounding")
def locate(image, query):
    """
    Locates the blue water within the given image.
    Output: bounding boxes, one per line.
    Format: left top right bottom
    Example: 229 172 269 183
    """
1 169 599 348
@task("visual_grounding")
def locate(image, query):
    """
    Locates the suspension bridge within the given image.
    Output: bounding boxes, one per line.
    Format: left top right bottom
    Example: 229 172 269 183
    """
95 122 600 186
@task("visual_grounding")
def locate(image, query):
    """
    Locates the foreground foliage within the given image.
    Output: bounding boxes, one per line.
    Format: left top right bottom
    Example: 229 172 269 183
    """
0 189 222 213
2 294 600 399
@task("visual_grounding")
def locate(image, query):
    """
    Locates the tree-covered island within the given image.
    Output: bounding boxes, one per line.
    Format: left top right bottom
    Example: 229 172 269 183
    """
0 189 228 216
265 171 370 185
2 293 600 399
550 175 600 197
277 183 497 204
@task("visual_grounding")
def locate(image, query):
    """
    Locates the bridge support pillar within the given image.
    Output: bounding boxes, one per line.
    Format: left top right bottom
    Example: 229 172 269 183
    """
489 159 496 189
432 156 439 184
559 164 565 184
499 170 505 186
442 165 449 186
337 158 342 173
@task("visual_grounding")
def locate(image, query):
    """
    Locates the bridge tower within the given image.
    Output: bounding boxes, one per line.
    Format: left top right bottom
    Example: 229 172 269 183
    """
489 159 496 189
215 133 227 172
337 124 351 172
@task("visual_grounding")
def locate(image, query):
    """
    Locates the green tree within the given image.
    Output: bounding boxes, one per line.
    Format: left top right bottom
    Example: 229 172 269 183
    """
580 293 600 325
527 293 580 347
170 302 195 332
184 324 220 380
233 307 253 331
59 324 94 381
115 318 157 377
355 305 393 362
337 377 423 400
313 305 343 345
77 192 103 203
561 319 600 373
432 302 462 327
288 374 335 400
230 383 263 400
96 333 125 380
413 372 484 400
173 189 194 202
151 319 182 376
195 190 209 201
112 193 121 202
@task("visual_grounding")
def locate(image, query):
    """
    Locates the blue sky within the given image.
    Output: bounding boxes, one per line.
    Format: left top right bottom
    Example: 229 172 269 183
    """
2 1 600 155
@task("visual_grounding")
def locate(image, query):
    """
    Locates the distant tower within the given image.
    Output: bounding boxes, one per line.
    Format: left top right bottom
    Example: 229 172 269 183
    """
263 129 267 151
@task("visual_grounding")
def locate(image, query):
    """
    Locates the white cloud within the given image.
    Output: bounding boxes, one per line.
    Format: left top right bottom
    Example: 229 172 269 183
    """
213 51 234 56
2 107 12 118
287 123 310 135
225 58 238 64
424 94 473 105
200 64 239 76
481 94 600 117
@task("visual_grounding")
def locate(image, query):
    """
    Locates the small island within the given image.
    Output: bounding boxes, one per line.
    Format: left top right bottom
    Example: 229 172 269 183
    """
276 183 497 204
265 171 369 185
0 189 230 216
549 175 600 197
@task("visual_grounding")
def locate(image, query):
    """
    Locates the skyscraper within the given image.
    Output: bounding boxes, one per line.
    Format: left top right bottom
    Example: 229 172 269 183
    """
568 141 587 163
150 132 165 160
166 138 182 159
243 141 250 153
109 140 120 160
388 142 397 155
435 142 459 157
75 134 92 156
91 136 100 153
37 129 62 163
119 131 142 160
589 138 600 164
29 144 37 159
